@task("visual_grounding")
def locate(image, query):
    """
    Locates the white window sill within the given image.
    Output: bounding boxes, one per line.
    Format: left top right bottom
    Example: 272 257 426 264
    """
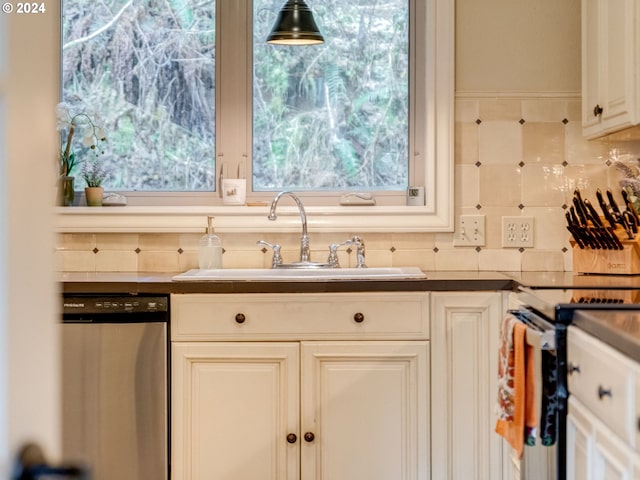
55 205 454 233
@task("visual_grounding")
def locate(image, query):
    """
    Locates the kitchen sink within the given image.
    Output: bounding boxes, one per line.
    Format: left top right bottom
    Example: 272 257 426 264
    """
172 266 426 281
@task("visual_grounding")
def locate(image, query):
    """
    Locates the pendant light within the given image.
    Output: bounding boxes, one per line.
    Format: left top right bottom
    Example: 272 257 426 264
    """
267 0 324 45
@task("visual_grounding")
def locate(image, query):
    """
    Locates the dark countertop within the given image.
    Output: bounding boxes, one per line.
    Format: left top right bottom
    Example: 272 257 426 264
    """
59 270 640 294
572 309 640 363
59 270 516 294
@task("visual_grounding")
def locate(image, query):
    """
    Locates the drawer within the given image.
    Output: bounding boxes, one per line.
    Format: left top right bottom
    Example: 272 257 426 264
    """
568 326 634 445
171 292 430 341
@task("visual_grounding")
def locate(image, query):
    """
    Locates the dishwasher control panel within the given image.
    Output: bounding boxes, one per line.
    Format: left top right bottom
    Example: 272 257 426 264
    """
63 295 169 314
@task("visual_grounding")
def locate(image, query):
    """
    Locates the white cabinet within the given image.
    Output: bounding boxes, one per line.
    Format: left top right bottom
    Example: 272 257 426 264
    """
430 291 504 480
171 292 430 480
566 326 640 479
171 342 300 479
582 0 640 138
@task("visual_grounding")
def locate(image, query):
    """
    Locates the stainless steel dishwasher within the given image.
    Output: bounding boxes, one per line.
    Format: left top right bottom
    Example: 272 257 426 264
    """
61 294 169 480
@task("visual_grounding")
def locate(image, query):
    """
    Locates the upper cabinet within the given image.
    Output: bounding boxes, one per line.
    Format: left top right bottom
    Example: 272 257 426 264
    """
582 0 640 138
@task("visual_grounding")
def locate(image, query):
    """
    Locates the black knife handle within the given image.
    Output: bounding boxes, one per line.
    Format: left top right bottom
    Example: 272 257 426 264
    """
573 197 588 226
607 189 621 214
584 199 604 227
567 226 585 249
608 227 624 250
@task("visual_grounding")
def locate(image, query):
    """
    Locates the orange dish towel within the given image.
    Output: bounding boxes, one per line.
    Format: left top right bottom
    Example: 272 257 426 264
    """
495 314 537 458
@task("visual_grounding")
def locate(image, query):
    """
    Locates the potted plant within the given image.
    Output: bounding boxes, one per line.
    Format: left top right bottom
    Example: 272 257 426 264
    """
56 103 107 206
81 160 110 206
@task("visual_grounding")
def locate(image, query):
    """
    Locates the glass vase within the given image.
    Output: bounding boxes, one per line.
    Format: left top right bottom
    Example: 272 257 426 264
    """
58 176 75 206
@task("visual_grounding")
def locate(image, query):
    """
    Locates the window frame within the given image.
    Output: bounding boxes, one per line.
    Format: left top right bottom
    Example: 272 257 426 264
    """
57 0 454 233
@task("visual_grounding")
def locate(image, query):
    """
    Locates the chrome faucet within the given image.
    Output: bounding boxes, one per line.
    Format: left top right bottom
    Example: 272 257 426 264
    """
268 191 311 263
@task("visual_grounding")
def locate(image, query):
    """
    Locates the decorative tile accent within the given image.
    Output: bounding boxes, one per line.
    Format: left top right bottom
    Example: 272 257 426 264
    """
519 118 526 125
135 248 141 254
562 118 569 124
476 119 482 125
92 248 99 254
475 161 482 167
390 246 396 252
177 248 184 254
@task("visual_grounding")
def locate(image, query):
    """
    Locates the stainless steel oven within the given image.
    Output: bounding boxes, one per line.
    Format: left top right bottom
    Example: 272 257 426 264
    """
513 286 640 480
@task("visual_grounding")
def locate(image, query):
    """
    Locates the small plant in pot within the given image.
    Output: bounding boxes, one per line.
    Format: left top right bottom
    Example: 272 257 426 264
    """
81 160 110 206
56 102 107 206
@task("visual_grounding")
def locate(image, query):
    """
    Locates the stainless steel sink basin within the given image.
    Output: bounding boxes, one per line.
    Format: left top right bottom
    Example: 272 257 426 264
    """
172 266 426 281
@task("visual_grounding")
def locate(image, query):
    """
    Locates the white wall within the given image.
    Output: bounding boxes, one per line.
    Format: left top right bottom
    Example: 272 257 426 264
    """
0 3 61 473
456 0 581 94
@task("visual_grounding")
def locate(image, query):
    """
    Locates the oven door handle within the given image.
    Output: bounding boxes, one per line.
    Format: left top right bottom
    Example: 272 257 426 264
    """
509 309 556 351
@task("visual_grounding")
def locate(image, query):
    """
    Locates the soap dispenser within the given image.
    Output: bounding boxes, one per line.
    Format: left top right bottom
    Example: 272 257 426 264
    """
198 216 223 269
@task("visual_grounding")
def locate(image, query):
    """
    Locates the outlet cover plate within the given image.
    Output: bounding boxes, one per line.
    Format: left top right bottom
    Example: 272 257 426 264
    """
502 216 534 248
453 215 485 246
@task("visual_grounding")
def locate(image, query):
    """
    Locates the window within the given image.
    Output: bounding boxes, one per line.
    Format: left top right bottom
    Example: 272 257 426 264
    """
61 0 216 192
252 0 409 193
59 0 453 231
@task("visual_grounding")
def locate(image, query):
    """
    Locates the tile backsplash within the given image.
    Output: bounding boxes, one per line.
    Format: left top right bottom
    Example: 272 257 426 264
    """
57 96 640 273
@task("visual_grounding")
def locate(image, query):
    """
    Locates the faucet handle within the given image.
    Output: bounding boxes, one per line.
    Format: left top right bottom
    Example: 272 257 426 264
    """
257 240 283 268
327 239 355 268
351 235 367 268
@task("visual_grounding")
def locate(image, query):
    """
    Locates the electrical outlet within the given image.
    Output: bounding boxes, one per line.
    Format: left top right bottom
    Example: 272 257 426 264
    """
502 216 534 248
453 215 485 246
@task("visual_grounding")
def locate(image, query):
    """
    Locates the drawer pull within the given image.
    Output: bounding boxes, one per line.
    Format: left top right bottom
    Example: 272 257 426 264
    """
304 432 315 442
286 433 297 444
568 363 581 375
597 386 612 400
593 104 603 116
235 313 246 324
353 312 365 323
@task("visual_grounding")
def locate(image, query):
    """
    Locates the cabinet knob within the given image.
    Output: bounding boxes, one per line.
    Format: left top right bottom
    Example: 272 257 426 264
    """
568 363 580 375
304 432 315 442
597 385 612 400
353 312 365 323
286 433 297 444
235 313 246 324
593 104 603 116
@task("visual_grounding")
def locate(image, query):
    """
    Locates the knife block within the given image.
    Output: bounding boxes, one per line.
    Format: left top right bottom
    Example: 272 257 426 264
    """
571 226 640 274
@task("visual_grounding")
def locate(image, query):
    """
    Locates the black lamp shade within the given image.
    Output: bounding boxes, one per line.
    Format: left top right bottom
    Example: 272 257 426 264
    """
267 0 324 45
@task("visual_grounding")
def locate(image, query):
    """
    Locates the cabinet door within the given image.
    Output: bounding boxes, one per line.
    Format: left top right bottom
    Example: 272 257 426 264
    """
582 0 639 137
430 291 502 480
567 397 593 480
582 0 602 132
172 342 300 480
300 341 429 480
